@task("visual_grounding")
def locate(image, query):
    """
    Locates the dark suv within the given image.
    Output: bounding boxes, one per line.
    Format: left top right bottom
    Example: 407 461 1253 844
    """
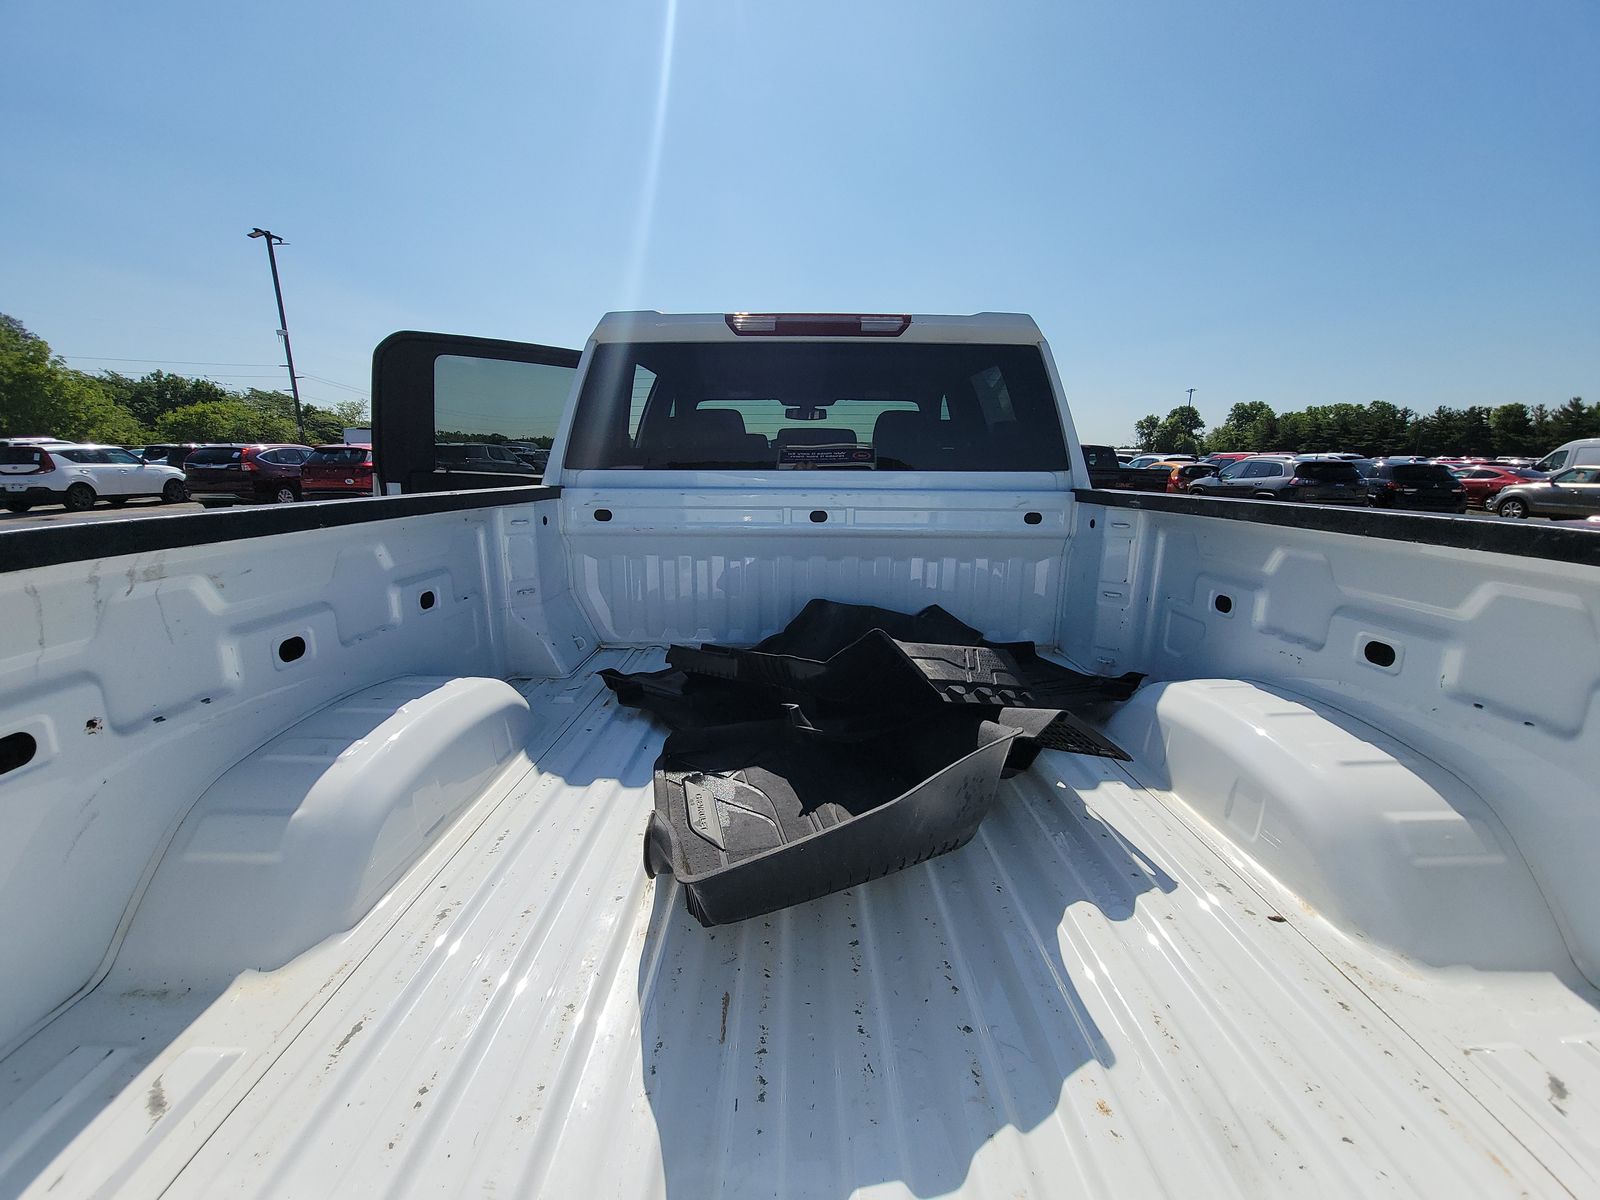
435 443 540 475
183 444 313 504
1359 461 1467 513
1187 456 1365 504
140 443 207 468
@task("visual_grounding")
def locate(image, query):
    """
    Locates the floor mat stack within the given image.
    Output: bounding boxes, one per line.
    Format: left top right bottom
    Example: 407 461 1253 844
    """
601 600 1143 926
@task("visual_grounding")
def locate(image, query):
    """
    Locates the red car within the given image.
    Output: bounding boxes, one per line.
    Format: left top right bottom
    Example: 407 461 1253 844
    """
299 444 374 498
182 444 312 505
1452 465 1547 508
1169 462 1220 492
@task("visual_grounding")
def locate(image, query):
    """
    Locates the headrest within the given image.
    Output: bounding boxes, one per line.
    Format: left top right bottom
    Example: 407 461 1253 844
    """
690 409 748 438
872 410 946 468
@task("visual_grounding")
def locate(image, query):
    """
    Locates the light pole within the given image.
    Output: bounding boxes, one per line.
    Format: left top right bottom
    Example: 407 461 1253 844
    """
247 228 305 441
1185 387 1198 453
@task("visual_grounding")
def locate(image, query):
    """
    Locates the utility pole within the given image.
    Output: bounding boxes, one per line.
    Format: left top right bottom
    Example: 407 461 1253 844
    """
247 228 305 441
1186 387 1198 451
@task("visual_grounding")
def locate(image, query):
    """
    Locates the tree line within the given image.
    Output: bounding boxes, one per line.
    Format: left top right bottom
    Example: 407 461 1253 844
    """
1134 396 1598 459
0 314 368 446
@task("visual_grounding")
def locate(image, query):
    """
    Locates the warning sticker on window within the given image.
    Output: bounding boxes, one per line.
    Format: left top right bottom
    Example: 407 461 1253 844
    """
777 444 876 469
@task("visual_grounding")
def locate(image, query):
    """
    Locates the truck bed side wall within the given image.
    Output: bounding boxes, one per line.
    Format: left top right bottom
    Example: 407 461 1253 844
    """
0 495 582 1053
1066 494 1600 980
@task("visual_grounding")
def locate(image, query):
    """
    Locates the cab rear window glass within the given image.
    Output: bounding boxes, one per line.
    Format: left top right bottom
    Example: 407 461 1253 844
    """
1296 462 1359 481
1392 465 1456 482
563 342 1069 472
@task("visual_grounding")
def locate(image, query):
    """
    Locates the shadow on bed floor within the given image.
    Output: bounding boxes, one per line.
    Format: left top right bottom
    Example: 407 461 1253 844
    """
637 764 1176 1200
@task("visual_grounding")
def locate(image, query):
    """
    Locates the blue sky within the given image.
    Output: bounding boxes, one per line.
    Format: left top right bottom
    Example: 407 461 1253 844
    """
3 0 1596 442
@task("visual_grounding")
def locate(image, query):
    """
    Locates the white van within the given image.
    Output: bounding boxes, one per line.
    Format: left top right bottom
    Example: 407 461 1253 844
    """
1535 437 1600 472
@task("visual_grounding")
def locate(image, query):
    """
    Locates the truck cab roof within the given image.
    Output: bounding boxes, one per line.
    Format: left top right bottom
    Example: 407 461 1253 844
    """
589 311 1046 345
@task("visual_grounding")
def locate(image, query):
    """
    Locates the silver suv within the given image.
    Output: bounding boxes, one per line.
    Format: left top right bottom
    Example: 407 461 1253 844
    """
1187 455 1365 505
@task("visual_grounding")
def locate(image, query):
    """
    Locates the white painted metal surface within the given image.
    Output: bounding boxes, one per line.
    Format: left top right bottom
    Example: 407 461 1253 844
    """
117 675 534 978
560 487 1071 646
584 310 1048 346
0 502 555 1056
4 651 1597 1198
1104 679 1570 971
1064 499 1600 984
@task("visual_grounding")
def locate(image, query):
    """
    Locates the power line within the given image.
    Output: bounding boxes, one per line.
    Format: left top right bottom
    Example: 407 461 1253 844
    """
300 373 369 395
64 357 370 397
62 355 280 368
85 371 293 380
62 357 369 408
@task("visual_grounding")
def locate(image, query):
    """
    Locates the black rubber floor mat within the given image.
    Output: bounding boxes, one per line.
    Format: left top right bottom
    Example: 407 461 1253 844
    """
604 599 1144 926
644 712 1020 927
668 636 1034 708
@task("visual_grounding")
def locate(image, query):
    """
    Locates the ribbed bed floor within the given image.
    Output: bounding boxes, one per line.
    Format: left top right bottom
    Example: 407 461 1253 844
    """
5 649 1598 1199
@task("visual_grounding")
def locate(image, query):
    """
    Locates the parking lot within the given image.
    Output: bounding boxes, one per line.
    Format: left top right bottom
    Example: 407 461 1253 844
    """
0 498 212 529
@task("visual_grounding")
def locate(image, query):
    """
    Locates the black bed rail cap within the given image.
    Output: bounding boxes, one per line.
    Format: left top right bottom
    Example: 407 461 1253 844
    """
0 485 560 575
1073 487 1600 568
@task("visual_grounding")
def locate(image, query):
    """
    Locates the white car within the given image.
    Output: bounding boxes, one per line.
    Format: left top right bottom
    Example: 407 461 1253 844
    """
0 442 188 512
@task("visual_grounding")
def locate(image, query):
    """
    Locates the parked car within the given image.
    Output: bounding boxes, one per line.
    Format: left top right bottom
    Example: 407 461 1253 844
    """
1168 461 1220 492
182 444 314 505
508 444 551 474
1187 455 1365 504
1080 445 1173 491
435 443 541 475
1487 466 1600 519
138 443 211 468
1360 461 1468 512
0 442 187 512
1200 451 1252 467
299 444 375 498
1451 465 1548 508
1534 438 1600 473
1125 453 1197 470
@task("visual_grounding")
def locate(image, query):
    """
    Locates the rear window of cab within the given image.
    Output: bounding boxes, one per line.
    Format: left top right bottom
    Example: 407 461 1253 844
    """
563 342 1069 472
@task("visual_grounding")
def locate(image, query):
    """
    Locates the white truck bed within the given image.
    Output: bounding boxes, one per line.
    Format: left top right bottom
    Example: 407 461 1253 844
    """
4 650 1598 1199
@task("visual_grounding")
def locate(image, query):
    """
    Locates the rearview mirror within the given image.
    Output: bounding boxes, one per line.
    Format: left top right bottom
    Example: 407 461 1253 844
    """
783 406 826 421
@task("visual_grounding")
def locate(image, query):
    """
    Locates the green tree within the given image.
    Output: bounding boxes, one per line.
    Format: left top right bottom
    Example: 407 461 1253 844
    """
99 370 232 428
327 399 371 428
1205 401 1277 452
236 390 370 444
0 314 147 443
1275 409 1315 452
153 400 296 443
1153 405 1205 456
1132 414 1160 450
1404 407 1464 456
1489 404 1535 456
1549 397 1596 444
1462 406 1494 456
1356 402 1411 457
1530 404 1553 450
